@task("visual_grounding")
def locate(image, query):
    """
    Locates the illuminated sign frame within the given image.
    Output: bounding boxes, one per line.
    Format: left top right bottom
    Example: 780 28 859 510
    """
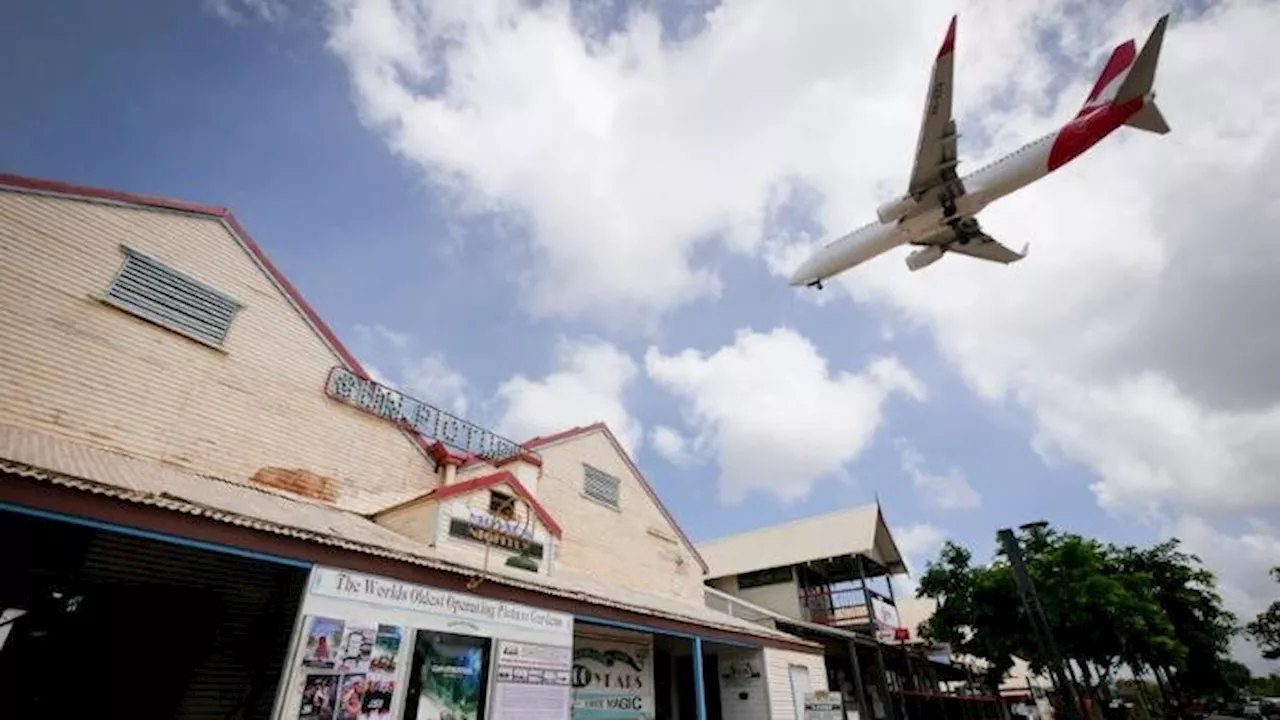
325 366 527 463
448 518 545 559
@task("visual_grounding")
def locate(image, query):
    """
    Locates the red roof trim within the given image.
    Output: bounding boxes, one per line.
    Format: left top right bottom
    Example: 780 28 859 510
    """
523 423 708 573
428 471 563 538
495 449 543 469
0 173 441 465
0 173 230 218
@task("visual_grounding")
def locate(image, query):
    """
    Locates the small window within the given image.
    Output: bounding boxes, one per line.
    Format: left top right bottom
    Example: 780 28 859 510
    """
738 566 794 589
102 246 241 347
582 464 621 508
489 490 515 519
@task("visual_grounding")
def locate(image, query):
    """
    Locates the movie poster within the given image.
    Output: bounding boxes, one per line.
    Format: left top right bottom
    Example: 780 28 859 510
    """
370 625 402 674
337 673 367 720
337 623 377 674
303 617 346 670
359 678 398 718
300 674 340 719
403 631 490 720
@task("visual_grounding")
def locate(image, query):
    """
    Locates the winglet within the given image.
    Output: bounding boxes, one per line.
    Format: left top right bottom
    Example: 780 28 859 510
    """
938 15 957 58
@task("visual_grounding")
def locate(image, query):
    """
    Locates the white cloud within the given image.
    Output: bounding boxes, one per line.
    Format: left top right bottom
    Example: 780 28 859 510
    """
351 324 470 415
650 425 694 466
899 441 981 511
403 353 469 416
494 337 642 451
321 0 1280 665
891 522 949 597
1162 514 1280 675
645 327 924 503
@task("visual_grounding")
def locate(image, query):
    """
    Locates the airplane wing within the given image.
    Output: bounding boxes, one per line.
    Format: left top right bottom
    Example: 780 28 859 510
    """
906 16 961 206
946 233 1029 265
913 215 1029 266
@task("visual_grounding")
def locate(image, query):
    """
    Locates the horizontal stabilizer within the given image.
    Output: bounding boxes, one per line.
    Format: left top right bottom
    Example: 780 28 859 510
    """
1125 101 1170 134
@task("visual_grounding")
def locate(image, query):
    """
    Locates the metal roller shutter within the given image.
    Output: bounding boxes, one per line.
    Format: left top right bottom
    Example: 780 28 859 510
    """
77 530 308 719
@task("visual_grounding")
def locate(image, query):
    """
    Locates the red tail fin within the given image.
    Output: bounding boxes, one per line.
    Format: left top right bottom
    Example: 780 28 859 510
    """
1078 40 1136 116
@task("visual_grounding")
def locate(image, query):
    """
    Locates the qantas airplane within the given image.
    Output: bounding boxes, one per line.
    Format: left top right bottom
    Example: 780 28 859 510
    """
789 13 1171 289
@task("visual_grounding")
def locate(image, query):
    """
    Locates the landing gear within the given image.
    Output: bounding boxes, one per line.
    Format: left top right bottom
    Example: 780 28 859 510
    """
807 279 825 290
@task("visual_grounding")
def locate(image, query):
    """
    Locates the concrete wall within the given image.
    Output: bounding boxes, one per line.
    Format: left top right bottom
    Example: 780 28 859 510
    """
0 189 440 514
533 430 704 602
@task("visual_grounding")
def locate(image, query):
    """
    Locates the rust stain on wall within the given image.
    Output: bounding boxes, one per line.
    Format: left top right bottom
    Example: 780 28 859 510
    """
251 466 337 502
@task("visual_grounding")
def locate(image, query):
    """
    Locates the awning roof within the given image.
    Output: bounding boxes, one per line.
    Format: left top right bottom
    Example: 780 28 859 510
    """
697 504 908 579
0 423 815 649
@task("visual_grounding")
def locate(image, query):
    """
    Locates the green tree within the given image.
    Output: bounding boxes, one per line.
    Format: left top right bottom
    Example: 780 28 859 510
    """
915 526 1238 718
1245 568 1280 661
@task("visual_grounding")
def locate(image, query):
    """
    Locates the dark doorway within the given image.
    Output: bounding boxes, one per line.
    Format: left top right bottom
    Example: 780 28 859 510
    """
654 646 674 720
675 651 723 720
0 506 308 718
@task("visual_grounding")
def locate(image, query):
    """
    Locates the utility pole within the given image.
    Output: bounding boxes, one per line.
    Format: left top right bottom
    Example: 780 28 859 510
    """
997 525 1084 720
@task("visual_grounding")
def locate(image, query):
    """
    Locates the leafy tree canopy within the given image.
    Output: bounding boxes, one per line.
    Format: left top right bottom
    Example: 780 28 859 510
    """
915 526 1238 702
1245 568 1280 661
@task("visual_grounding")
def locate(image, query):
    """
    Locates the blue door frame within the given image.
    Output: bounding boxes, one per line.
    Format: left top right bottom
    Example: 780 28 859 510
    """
574 613 760 720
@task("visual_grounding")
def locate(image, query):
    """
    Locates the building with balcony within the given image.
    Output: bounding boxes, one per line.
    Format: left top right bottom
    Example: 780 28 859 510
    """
698 505 1014 720
0 173 828 719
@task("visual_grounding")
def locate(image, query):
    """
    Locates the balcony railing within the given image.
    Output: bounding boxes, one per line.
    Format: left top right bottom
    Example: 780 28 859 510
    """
799 585 890 629
703 587 782 627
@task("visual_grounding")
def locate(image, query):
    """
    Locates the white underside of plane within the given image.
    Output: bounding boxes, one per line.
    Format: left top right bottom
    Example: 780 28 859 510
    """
789 13 1172 288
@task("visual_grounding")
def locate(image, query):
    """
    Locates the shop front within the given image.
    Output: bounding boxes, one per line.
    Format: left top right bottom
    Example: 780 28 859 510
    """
274 567 575 720
0 500 311 718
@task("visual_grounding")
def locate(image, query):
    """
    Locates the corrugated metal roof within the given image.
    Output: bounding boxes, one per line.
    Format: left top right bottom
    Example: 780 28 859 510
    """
0 423 813 647
697 503 906 579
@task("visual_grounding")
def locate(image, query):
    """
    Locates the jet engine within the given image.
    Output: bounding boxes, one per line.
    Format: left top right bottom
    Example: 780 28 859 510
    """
905 245 945 271
876 195 918 224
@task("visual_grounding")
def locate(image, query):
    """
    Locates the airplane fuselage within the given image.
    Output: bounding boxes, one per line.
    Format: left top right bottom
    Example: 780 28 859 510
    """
791 92 1149 286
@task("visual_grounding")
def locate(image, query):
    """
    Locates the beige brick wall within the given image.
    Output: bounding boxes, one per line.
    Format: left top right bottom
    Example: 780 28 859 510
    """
374 498 438 544
532 430 704 601
0 190 440 514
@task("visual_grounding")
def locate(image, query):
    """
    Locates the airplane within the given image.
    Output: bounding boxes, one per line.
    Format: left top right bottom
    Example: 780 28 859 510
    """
789 13 1171 289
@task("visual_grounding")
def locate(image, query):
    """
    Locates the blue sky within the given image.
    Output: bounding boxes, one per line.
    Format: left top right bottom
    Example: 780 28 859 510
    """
4 0 1277 669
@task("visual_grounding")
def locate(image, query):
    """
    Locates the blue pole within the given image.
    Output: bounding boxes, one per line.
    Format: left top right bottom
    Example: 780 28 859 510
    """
692 636 708 720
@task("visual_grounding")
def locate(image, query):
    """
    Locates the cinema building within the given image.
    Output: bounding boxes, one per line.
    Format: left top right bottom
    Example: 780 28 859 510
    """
0 174 828 719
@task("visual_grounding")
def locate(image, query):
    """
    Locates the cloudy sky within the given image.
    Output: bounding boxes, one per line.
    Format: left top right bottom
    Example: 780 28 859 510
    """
5 0 1277 670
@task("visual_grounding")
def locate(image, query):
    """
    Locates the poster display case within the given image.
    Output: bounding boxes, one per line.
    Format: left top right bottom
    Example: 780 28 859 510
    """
274 567 574 720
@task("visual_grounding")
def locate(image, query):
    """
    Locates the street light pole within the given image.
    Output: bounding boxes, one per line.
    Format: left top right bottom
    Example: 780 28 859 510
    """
997 525 1084 720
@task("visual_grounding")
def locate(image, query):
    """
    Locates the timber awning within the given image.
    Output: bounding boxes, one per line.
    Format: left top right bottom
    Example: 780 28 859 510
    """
698 503 909 579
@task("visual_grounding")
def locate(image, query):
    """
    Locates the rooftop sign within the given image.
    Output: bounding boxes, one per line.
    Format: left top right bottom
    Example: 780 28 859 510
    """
325 365 526 463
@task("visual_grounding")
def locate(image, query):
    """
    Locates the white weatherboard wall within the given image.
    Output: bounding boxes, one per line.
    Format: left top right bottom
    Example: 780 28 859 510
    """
273 567 574 720
717 648 769 720
762 648 830 720
572 625 654 720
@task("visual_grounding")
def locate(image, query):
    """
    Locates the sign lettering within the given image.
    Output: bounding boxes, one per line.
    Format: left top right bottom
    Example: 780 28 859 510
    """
469 512 535 541
325 366 526 463
448 518 545 559
310 568 570 633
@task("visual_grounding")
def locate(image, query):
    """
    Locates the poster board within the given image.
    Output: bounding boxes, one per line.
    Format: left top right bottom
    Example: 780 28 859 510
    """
570 628 654 720
275 567 573 720
805 690 846 720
